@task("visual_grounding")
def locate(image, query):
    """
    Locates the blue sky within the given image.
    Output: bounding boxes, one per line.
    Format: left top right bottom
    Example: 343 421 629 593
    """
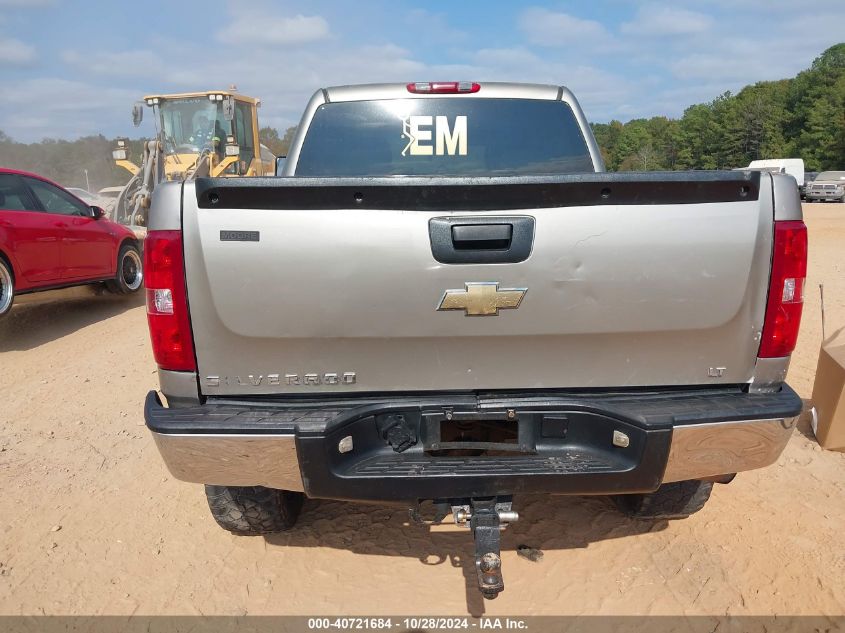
1 0 843 142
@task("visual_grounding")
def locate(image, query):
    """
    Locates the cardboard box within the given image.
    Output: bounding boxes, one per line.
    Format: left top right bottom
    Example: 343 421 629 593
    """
811 327 845 452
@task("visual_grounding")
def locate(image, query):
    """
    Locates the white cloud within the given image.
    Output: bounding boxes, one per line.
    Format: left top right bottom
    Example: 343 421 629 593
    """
518 7 613 48
0 78 136 139
0 35 34 65
60 48 223 87
669 10 845 84
670 52 756 83
62 49 164 78
217 13 329 46
621 5 714 36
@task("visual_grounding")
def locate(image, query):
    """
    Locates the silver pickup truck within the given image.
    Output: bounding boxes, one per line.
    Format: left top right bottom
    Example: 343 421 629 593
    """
143 82 806 599
804 170 845 202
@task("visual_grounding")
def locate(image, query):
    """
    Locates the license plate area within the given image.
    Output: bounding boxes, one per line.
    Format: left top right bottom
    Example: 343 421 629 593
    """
421 411 541 455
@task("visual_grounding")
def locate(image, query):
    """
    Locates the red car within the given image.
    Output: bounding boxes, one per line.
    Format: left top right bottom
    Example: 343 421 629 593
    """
0 168 142 317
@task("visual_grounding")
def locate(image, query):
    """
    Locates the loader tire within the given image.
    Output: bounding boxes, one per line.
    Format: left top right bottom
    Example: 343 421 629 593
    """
612 479 713 520
106 243 143 294
205 485 304 535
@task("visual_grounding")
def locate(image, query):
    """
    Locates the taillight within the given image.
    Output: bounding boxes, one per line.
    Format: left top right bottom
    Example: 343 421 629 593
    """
759 220 807 358
406 81 480 94
143 230 196 371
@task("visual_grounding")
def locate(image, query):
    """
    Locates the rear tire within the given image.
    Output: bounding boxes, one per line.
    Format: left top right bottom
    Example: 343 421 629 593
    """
612 479 713 520
0 257 14 318
205 485 304 535
106 243 143 294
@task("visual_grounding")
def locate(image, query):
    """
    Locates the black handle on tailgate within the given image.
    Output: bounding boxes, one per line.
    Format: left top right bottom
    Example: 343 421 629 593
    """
429 216 535 264
451 224 513 249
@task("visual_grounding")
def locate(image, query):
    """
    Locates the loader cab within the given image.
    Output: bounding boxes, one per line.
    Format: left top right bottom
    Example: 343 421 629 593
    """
152 91 270 179
114 90 274 181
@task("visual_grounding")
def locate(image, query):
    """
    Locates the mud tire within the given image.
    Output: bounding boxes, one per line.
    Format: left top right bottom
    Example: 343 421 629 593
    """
205 485 304 535
612 480 713 520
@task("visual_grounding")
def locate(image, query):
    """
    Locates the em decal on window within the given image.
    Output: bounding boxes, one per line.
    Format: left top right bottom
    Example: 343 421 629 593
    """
401 115 467 156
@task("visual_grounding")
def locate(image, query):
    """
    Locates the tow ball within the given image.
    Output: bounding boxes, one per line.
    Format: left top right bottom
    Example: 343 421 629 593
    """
453 498 518 600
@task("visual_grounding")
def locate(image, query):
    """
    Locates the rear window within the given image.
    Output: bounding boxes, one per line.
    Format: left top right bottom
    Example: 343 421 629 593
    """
294 98 594 177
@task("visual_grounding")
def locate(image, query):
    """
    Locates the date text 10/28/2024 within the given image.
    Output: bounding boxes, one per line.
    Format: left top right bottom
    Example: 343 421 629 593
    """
307 618 529 630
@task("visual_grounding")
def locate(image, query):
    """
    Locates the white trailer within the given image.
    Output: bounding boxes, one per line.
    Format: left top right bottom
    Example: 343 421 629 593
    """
747 158 805 187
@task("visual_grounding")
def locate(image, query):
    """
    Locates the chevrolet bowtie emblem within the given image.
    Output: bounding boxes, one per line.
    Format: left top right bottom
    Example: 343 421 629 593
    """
437 282 527 316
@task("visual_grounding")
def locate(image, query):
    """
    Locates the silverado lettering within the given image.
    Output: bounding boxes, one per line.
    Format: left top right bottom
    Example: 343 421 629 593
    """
204 372 357 387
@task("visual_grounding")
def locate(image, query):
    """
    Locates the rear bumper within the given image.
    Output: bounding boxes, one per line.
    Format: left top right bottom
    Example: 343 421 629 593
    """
145 386 801 503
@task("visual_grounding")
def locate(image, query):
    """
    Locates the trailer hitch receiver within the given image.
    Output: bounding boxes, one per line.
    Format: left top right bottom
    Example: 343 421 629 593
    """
454 498 517 600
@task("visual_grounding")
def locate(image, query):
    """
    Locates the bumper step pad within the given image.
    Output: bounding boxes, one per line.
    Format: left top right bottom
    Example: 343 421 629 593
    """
348 452 621 477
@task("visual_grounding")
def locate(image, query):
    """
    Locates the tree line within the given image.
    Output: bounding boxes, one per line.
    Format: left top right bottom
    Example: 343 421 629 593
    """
592 44 845 172
0 43 842 190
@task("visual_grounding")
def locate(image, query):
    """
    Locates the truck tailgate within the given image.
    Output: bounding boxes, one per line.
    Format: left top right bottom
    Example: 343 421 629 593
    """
183 173 773 396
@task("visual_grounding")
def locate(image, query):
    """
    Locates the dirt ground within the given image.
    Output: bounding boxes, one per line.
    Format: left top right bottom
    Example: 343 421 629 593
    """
1 203 844 617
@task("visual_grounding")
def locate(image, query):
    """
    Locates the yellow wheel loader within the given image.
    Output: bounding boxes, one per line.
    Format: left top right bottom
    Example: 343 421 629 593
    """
111 88 275 229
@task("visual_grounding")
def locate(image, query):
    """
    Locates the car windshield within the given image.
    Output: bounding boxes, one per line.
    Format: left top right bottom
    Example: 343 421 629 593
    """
159 98 230 154
816 171 845 181
295 98 595 176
